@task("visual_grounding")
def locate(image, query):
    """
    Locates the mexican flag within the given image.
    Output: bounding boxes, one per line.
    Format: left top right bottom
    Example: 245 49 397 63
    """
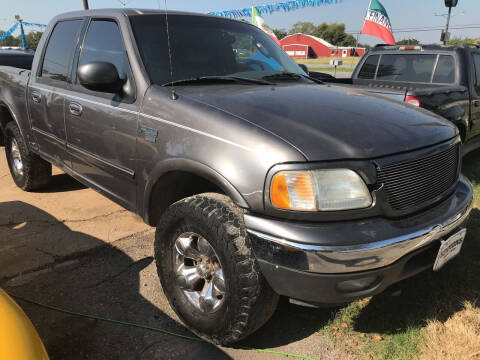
252 7 281 46
361 0 395 45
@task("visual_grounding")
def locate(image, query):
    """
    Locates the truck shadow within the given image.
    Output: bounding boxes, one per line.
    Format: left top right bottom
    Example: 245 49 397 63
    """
240 297 333 349
37 173 87 193
0 201 231 360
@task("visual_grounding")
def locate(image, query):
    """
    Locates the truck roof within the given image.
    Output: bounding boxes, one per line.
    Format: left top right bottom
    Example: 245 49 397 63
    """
50 8 223 21
369 44 479 53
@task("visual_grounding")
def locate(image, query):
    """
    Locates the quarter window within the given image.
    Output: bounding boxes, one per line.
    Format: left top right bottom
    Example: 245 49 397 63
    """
41 20 83 82
432 55 455 84
78 20 130 83
358 55 379 79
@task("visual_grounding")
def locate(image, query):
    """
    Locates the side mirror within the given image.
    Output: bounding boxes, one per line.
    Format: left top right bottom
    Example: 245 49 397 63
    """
78 61 123 93
298 63 309 75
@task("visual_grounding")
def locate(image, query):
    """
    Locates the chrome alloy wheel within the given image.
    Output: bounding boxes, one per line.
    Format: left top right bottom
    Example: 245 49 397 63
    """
174 232 226 313
10 138 23 176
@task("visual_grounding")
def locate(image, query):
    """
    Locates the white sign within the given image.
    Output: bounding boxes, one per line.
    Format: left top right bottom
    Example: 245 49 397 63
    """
330 59 343 66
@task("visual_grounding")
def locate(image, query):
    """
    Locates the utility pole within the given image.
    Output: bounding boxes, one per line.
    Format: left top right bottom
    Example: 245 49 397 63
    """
83 0 89 10
442 0 459 45
443 6 452 45
15 15 26 49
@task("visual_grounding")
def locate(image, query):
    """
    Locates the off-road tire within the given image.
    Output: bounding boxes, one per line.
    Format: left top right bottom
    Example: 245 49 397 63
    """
155 193 279 345
4 122 52 191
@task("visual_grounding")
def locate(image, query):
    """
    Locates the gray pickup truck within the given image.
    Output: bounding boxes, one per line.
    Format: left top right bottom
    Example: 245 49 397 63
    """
0 9 474 345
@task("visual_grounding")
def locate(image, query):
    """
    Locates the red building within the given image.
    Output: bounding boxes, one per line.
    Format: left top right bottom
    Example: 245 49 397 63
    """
280 33 366 59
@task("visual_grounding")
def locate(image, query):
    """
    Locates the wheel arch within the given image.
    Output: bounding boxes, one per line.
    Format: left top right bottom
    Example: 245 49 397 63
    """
143 158 249 226
0 102 23 146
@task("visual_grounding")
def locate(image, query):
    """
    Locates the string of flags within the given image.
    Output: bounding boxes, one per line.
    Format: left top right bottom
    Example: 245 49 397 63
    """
0 23 19 41
0 20 47 46
209 0 341 18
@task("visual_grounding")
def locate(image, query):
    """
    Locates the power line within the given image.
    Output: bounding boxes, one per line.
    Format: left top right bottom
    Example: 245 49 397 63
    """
346 24 480 35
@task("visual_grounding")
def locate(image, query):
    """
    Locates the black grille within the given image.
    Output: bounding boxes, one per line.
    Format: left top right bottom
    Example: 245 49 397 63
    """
377 144 459 211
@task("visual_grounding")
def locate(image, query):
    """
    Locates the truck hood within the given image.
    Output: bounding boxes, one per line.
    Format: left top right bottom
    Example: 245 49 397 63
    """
178 83 457 161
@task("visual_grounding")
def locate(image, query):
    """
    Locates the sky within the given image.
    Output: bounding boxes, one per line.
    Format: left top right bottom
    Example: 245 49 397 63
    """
1 0 480 45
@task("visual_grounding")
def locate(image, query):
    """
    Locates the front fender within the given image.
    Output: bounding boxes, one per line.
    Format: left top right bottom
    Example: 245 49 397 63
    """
142 158 249 224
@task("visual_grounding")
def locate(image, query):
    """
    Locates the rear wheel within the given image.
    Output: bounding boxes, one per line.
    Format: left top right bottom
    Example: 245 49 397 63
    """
4 122 52 191
155 193 279 345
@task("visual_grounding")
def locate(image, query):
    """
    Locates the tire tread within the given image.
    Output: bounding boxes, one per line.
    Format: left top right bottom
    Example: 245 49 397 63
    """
5 122 51 191
155 193 278 345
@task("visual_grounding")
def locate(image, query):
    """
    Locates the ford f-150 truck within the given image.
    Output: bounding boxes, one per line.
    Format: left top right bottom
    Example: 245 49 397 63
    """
0 9 474 345
309 44 480 155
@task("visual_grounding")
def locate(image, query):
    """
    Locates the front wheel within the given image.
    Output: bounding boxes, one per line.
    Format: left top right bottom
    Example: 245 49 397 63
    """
155 193 279 345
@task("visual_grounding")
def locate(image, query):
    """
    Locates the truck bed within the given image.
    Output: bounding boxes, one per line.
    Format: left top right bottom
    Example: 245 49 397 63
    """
0 66 31 143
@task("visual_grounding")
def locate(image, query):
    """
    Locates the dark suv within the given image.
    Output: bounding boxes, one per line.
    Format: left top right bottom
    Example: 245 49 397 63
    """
0 9 473 345
317 44 480 155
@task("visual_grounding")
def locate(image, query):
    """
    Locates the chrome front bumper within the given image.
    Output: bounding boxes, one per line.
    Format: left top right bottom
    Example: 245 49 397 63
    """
246 176 473 274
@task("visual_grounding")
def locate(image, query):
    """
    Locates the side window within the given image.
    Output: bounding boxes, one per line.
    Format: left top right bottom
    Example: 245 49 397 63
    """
41 20 83 82
358 55 379 79
472 54 480 93
78 20 129 83
433 55 455 84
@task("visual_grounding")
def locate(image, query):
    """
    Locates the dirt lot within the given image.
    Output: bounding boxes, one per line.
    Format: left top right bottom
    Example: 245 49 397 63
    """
0 148 349 360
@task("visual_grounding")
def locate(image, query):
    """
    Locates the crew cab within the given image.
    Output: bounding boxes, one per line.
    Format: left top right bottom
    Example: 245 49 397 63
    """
0 9 473 345
310 44 480 155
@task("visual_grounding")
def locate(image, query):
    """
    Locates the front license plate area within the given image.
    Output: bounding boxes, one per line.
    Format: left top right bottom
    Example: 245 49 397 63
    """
433 228 466 271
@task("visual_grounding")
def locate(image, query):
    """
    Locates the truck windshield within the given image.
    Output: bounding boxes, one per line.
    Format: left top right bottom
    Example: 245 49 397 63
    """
129 14 304 85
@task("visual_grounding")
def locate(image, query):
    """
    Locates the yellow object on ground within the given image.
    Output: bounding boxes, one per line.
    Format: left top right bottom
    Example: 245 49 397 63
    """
0 289 49 360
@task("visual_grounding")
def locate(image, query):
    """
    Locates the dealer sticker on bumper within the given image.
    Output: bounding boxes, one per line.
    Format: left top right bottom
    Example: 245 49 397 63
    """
433 228 467 271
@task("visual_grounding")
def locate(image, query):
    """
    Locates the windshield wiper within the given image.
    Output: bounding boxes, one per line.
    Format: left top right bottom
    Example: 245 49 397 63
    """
162 76 274 86
262 72 302 80
263 72 324 84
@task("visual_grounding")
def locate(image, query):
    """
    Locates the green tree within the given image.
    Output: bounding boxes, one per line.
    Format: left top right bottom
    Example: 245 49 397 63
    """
0 31 21 47
289 21 316 35
312 23 357 46
272 28 287 40
25 31 43 50
287 21 360 47
447 36 479 46
397 38 420 45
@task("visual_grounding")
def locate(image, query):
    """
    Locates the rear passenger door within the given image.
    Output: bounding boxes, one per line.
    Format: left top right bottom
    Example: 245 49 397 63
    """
65 18 138 210
28 19 84 165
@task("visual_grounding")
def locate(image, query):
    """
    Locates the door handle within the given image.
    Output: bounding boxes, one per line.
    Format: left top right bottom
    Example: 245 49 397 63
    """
69 102 83 116
31 91 42 104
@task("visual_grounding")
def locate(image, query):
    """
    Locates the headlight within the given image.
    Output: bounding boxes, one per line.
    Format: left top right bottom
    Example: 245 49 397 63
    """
270 169 372 211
